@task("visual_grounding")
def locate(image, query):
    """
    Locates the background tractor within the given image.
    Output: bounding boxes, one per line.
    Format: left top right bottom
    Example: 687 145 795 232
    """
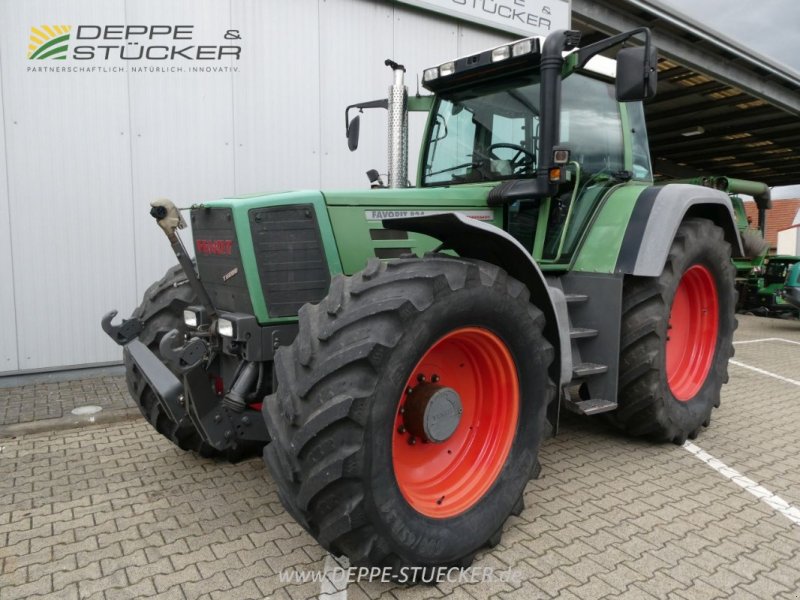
780 261 800 311
104 28 744 574
744 255 800 317
671 176 773 311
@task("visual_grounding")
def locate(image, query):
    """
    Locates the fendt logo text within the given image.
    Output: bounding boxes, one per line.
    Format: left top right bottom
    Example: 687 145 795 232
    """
28 25 72 60
196 239 234 256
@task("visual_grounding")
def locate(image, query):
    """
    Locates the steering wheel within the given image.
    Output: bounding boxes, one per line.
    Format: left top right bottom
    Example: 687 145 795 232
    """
487 143 535 173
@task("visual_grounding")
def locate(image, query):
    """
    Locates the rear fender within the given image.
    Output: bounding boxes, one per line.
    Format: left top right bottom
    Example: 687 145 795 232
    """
616 184 744 276
384 212 571 388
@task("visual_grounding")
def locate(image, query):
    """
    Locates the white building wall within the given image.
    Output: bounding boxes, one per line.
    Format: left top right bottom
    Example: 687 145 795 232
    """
0 64 19 372
777 227 800 256
0 0 514 374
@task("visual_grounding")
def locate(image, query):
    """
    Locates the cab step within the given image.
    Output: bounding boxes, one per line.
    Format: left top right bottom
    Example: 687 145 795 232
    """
569 327 598 339
572 362 608 378
565 293 589 304
564 397 618 416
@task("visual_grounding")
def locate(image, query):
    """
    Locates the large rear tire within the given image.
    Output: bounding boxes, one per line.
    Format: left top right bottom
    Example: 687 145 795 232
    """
262 256 554 574
125 264 260 461
612 218 736 443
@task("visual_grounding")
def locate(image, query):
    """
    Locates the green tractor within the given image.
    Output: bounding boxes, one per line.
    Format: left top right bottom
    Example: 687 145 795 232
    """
745 255 800 317
670 176 772 309
104 28 743 572
780 261 800 311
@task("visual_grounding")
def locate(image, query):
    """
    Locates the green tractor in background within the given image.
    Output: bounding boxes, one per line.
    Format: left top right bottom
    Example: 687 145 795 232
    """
104 28 746 572
671 176 774 311
745 255 800 317
780 261 800 312
679 177 800 318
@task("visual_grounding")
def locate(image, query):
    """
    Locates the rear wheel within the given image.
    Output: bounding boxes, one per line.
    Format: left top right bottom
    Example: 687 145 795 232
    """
263 256 554 573
612 218 736 443
125 264 260 461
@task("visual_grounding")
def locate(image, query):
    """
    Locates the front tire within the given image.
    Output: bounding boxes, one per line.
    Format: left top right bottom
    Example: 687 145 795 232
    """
613 218 737 443
263 256 554 573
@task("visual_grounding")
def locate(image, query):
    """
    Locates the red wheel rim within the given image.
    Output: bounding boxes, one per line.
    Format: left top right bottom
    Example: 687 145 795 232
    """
666 265 719 401
392 327 519 519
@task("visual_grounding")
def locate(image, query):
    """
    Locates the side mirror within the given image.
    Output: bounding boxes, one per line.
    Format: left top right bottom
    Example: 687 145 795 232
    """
347 115 360 151
616 46 658 102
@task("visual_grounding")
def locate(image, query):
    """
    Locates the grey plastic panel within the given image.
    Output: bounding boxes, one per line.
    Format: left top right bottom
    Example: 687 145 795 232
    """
629 184 743 277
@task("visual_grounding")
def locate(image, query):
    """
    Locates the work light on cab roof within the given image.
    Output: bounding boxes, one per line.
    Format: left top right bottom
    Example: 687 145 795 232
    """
422 36 541 90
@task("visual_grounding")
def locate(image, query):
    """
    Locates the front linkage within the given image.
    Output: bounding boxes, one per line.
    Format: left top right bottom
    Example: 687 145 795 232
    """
102 200 274 453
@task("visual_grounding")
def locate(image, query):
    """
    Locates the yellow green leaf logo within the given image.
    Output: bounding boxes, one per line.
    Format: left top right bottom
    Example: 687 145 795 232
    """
28 25 71 60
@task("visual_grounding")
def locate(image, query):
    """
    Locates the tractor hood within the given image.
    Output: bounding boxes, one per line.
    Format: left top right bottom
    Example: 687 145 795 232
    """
321 184 493 207
202 183 494 210
194 185 503 323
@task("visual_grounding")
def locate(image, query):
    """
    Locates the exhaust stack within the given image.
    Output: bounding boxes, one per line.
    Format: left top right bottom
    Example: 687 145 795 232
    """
386 60 408 188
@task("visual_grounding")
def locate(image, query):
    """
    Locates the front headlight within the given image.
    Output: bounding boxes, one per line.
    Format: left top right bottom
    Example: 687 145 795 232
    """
183 310 198 328
218 318 234 338
183 305 210 328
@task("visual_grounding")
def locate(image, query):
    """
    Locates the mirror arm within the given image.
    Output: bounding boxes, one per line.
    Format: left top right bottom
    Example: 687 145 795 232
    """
576 27 654 81
576 27 650 68
345 99 389 136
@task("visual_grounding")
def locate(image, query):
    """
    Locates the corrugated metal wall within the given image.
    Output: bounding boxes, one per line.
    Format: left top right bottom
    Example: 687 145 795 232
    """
0 0 513 374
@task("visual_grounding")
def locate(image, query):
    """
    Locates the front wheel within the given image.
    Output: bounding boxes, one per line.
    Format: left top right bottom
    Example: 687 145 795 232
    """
262 256 554 573
612 218 737 443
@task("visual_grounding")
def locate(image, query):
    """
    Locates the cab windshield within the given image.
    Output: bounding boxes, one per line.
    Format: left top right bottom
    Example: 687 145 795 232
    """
421 73 628 187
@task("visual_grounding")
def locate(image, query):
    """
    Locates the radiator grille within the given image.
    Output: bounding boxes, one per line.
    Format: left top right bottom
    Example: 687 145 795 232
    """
249 204 330 317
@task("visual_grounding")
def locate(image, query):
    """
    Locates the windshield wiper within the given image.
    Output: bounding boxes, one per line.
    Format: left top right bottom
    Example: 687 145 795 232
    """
427 160 490 179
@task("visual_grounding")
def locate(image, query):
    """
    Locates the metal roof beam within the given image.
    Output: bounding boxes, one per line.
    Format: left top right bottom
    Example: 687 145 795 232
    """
646 81 728 105
656 133 800 157
647 108 790 136
650 157 705 178
572 0 800 116
652 130 800 155
649 115 800 144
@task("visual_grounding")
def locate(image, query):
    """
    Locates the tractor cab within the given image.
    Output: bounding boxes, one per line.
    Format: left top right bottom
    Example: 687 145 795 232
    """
415 30 657 267
420 60 653 263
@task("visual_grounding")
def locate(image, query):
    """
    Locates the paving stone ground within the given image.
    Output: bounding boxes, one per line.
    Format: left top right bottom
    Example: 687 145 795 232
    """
0 376 133 427
1 315 799 600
